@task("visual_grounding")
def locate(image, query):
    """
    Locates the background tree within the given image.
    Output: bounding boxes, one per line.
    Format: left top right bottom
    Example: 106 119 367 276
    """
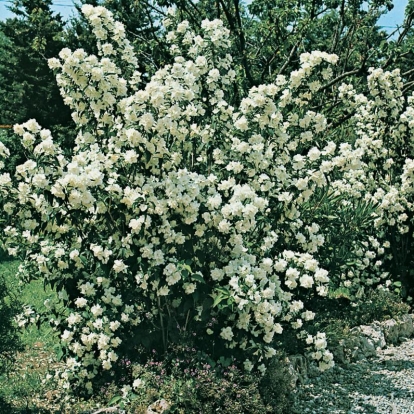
0 0 72 127
0 0 74 167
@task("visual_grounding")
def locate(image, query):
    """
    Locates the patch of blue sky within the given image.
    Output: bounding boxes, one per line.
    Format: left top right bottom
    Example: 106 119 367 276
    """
0 0 77 22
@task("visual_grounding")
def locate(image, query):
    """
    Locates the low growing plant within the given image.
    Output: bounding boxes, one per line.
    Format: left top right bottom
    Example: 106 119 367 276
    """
349 287 410 325
128 344 272 413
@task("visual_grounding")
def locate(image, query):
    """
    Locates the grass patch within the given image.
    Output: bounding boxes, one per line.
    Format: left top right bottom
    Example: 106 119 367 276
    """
1 259 58 353
0 259 64 412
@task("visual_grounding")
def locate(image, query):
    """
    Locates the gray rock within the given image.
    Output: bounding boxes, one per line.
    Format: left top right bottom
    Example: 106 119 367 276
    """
380 318 400 344
358 324 386 349
291 313 414 413
397 314 414 339
287 354 308 386
288 314 414 384
331 335 362 364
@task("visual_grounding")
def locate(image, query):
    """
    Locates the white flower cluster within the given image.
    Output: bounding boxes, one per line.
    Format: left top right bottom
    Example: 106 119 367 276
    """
333 67 414 288
14 305 39 328
305 332 334 371
2 6 414 394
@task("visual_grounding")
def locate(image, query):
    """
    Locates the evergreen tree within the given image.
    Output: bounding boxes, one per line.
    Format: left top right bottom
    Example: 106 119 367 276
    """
0 0 72 130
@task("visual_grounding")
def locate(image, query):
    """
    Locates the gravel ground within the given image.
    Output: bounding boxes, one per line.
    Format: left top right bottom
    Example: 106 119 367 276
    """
292 338 414 413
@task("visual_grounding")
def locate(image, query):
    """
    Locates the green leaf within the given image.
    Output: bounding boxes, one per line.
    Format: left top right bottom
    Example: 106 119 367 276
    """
218 356 232 367
109 395 123 406
192 290 200 301
182 264 192 272
79 255 88 265
203 297 214 308
212 293 225 308
54 345 65 361
191 273 206 284
215 287 230 295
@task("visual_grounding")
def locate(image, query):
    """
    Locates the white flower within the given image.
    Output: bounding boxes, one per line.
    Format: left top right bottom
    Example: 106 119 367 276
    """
80 282 96 296
23 119 40 132
258 364 266 375
0 173 12 186
158 286 170 296
220 327 234 341
243 359 254 372
167 272 181 285
81 4 94 16
218 219 231 233
61 330 74 343
112 295 123 306
184 283 196 294
285 279 297 289
207 194 222 210
110 321 121 331
265 347 277 359
207 68 220 83
308 147 321 161
113 260 128 273
317 285 329 296
176 20 189 33
75 297 88 308
22 132 35 148
0 142 10 157
302 310 315 321
274 259 287 272
290 300 304 312
133 378 144 389
211 268 224 281
69 250 80 261
234 116 249 131
291 319 303 329
323 350 334 362
312 351 323 361
314 333 327 350
299 274 314 289
304 259 318 272
273 323 283 334
67 313 82 327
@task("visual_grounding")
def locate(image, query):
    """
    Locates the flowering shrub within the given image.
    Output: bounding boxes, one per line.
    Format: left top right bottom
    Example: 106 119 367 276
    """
336 69 414 295
1 5 414 396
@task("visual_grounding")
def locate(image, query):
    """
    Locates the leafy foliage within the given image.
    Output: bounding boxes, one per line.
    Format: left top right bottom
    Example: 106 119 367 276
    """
0 258 21 378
